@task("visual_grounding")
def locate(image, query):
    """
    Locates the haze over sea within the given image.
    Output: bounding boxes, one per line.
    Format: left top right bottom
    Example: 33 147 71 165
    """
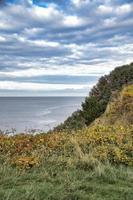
0 97 84 133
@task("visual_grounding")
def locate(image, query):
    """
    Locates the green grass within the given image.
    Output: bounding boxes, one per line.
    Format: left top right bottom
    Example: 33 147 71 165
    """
0 155 133 200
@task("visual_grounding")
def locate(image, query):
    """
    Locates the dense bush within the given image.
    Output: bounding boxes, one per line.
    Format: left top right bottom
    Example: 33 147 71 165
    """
53 110 86 132
54 63 133 131
82 96 104 125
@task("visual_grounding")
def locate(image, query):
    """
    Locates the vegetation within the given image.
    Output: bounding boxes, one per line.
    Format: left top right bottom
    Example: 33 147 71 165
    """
0 84 133 199
54 63 133 132
52 110 86 133
0 158 133 200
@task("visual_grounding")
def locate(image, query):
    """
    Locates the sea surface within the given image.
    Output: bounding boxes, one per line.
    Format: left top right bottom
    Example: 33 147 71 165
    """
0 97 84 133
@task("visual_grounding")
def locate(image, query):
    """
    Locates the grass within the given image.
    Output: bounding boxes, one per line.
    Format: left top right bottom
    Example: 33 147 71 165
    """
0 156 133 200
122 85 133 97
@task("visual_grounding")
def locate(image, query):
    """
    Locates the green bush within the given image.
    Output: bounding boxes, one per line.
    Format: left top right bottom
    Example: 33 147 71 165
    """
82 96 103 125
53 110 86 132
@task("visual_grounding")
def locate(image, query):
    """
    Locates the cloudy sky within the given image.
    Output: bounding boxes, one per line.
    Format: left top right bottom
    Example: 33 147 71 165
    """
0 0 133 96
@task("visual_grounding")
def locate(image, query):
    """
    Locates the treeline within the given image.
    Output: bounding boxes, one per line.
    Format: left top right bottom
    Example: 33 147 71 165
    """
53 63 133 132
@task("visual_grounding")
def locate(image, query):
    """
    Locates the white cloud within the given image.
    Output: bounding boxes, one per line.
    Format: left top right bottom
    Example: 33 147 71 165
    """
18 37 60 48
0 36 6 42
98 5 113 14
63 15 84 27
0 21 12 30
72 0 81 7
98 3 133 16
116 4 133 15
72 0 89 8
0 81 91 91
0 63 117 78
32 4 60 21
104 18 116 27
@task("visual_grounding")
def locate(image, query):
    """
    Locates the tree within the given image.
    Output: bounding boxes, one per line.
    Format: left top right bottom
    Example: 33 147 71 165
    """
82 96 103 125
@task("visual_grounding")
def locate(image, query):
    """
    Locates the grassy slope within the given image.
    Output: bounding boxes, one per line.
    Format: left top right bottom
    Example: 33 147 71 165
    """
0 85 133 200
93 84 133 126
0 159 133 200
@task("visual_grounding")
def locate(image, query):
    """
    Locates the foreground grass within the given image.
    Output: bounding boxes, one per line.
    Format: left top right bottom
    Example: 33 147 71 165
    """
0 156 133 200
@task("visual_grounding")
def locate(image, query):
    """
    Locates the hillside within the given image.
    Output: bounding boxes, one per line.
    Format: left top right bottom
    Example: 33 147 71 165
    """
0 84 133 200
93 84 133 126
53 63 133 132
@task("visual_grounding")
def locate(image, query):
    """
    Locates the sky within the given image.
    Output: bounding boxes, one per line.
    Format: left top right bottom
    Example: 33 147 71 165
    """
0 0 133 96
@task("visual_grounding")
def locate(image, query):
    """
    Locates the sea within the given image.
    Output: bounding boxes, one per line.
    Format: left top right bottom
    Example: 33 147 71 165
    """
0 97 84 134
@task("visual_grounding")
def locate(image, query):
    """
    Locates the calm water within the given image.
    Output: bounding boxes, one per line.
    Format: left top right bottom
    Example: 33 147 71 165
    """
0 97 84 133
